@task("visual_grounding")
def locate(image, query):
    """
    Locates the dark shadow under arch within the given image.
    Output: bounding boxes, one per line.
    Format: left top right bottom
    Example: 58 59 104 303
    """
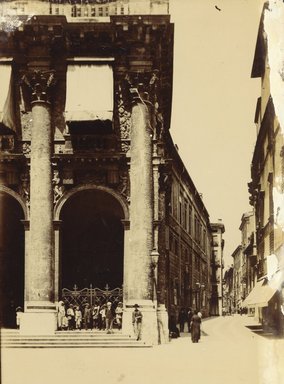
0 192 25 327
60 189 124 291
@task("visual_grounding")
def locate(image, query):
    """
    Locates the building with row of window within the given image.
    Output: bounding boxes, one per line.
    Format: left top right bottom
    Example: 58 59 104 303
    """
0 0 168 22
227 2 284 335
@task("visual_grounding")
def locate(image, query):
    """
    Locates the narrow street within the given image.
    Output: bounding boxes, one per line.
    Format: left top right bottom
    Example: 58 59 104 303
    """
2 315 284 384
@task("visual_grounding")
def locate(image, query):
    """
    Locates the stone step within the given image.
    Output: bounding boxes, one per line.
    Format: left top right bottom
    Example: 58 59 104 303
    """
1 329 151 348
2 343 150 348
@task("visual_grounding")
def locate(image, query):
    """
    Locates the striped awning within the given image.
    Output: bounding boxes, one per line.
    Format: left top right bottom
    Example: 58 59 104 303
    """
65 63 113 123
0 60 16 132
242 279 277 308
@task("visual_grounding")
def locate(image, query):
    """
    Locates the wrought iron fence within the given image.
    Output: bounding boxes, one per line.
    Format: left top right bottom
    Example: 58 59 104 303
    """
62 283 123 309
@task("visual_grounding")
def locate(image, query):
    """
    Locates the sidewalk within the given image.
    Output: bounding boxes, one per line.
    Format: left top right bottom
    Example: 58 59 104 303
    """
2 315 284 384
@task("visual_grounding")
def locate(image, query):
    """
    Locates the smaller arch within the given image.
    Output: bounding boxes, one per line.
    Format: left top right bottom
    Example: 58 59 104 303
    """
0 185 28 220
54 184 129 221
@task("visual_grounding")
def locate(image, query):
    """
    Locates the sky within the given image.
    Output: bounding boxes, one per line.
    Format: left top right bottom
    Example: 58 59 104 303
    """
169 0 264 266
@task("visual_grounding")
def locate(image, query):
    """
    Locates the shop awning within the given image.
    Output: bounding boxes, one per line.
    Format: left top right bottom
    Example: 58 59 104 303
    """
65 63 113 123
0 60 16 132
242 279 277 308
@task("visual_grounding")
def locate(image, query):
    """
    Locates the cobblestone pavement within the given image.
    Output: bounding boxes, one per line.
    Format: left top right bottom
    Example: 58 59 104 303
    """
2 315 284 384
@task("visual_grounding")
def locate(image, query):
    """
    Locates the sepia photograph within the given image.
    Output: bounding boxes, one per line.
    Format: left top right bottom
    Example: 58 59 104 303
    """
0 0 283 383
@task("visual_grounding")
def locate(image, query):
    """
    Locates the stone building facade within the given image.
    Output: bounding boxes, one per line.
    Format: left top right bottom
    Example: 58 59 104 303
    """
231 245 243 313
210 222 225 316
245 1 284 334
0 0 214 344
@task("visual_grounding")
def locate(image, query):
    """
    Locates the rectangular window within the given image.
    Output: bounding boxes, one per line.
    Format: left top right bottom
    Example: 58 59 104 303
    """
175 239 179 255
120 6 124 15
98 7 103 16
189 205 192 234
179 195 182 225
105 7 109 16
77 7 81 17
184 199 188 231
71 6 76 17
194 215 198 241
91 7 96 16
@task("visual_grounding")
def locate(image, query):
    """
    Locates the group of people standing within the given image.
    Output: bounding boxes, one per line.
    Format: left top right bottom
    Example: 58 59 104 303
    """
57 300 123 333
177 307 202 343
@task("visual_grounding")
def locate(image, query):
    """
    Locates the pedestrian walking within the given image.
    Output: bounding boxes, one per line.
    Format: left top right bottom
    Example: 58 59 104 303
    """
105 301 115 334
83 303 92 330
115 302 123 330
92 303 100 329
132 304 143 341
178 307 187 333
57 301 66 331
67 304 75 330
15 306 23 330
190 310 201 343
75 306 82 330
187 307 193 333
100 304 107 330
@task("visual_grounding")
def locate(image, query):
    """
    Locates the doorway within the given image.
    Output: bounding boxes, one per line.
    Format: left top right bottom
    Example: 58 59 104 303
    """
0 192 25 327
60 189 125 292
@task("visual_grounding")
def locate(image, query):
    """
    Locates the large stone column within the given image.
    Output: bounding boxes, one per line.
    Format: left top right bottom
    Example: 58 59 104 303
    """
122 76 158 344
20 70 57 335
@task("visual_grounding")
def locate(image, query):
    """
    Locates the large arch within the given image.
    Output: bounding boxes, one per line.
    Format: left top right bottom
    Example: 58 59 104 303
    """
57 185 127 292
0 190 25 327
54 184 129 221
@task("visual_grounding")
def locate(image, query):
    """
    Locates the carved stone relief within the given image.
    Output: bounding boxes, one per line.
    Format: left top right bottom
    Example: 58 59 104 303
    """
52 169 65 204
19 173 30 209
117 85 131 140
117 171 130 202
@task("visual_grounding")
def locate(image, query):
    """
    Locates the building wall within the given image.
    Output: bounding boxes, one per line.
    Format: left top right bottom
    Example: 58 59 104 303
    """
0 5 215 340
210 222 225 316
247 2 284 334
0 0 168 21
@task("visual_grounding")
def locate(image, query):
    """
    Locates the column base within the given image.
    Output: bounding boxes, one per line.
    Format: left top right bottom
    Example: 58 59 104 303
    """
157 304 169 344
122 300 159 345
20 312 57 335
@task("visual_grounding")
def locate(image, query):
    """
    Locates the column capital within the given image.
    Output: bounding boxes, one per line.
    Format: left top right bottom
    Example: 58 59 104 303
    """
21 69 56 105
121 70 159 106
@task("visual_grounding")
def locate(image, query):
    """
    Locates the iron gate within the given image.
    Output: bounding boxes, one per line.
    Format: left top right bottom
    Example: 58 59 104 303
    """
62 284 123 308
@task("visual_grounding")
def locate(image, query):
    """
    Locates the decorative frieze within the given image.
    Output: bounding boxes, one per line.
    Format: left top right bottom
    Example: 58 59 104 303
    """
52 169 65 204
19 172 30 210
117 170 130 202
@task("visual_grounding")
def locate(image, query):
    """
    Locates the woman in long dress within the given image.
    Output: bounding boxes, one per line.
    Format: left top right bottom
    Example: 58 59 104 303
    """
190 310 201 343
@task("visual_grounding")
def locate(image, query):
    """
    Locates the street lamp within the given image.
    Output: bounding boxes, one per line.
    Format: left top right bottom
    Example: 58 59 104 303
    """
150 249 159 303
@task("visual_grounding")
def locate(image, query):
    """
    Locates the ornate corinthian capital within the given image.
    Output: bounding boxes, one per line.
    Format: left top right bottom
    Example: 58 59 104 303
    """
122 70 159 106
21 70 56 104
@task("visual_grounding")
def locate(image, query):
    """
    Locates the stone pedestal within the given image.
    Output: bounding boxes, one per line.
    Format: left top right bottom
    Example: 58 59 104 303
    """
122 300 159 345
157 304 169 343
20 311 57 335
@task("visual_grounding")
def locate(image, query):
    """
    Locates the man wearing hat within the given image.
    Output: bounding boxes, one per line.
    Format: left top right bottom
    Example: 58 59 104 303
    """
105 301 114 334
132 304 143 341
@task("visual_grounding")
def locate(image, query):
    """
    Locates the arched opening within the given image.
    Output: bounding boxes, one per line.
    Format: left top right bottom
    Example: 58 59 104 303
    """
0 192 25 328
60 189 125 291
